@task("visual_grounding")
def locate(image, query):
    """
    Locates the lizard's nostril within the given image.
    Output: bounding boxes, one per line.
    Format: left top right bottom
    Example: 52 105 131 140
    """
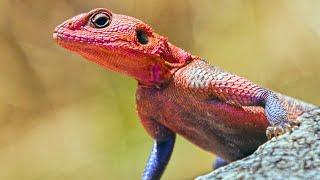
66 21 76 30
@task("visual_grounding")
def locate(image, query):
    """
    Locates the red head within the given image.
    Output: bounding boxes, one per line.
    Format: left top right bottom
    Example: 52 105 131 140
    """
53 8 194 86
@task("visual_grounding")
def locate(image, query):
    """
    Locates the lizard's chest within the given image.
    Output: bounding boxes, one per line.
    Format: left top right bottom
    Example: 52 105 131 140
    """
136 85 268 161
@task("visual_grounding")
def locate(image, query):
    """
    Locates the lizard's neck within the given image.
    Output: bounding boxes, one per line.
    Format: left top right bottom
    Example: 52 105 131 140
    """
164 42 198 66
139 44 199 89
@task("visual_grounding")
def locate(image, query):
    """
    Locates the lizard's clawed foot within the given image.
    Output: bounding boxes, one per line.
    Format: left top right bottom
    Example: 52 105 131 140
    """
266 119 300 140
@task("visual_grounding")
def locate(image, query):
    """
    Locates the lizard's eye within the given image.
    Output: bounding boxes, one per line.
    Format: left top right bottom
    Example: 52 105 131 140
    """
90 13 111 28
136 29 149 45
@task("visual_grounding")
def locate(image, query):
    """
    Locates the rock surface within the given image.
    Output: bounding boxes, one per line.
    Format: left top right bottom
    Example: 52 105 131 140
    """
197 108 320 180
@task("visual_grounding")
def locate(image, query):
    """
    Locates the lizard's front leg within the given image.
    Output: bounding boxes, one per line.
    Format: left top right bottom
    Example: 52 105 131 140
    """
143 134 175 180
140 117 175 180
259 90 300 139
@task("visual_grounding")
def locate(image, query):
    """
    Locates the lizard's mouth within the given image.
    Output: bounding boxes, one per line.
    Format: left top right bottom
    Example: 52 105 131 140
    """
52 28 59 42
53 28 102 47
53 30 77 52
52 31 58 40
53 26 160 62
53 27 104 54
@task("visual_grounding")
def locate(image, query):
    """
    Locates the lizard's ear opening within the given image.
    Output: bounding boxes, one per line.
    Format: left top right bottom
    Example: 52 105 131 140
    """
136 29 149 45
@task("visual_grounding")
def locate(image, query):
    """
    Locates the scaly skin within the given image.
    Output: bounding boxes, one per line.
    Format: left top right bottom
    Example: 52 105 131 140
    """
53 8 317 180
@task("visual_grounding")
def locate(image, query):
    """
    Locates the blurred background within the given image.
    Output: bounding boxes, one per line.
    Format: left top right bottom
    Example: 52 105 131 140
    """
0 0 319 179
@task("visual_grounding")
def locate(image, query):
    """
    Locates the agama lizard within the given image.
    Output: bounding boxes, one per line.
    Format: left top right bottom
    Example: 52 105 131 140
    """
53 8 317 180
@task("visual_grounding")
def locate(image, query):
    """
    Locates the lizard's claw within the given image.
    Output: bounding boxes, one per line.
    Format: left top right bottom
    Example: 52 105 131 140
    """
266 119 301 140
266 126 284 139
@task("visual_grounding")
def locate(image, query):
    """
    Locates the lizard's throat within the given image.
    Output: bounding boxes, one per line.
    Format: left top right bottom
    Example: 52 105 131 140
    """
55 37 190 86
70 45 172 86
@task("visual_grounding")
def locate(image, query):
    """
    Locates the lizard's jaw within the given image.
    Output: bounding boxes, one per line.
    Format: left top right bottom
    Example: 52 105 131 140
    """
53 29 172 86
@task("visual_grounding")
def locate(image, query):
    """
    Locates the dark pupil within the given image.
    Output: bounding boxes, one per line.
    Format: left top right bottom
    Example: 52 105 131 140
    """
136 30 149 45
92 14 109 28
95 17 107 26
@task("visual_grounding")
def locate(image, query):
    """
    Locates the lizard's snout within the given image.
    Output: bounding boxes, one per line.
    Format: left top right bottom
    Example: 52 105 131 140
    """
55 13 87 32
53 13 88 43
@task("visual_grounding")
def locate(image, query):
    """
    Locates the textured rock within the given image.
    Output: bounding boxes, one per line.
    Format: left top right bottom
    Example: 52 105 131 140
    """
197 108 320 180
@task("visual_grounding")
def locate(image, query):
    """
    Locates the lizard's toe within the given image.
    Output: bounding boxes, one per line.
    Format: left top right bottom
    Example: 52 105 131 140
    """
289 119 301 129
266 119 301 140
266 126 284 139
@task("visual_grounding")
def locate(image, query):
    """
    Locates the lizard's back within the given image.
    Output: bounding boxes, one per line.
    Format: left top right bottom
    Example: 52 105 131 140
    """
137 59 316 161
